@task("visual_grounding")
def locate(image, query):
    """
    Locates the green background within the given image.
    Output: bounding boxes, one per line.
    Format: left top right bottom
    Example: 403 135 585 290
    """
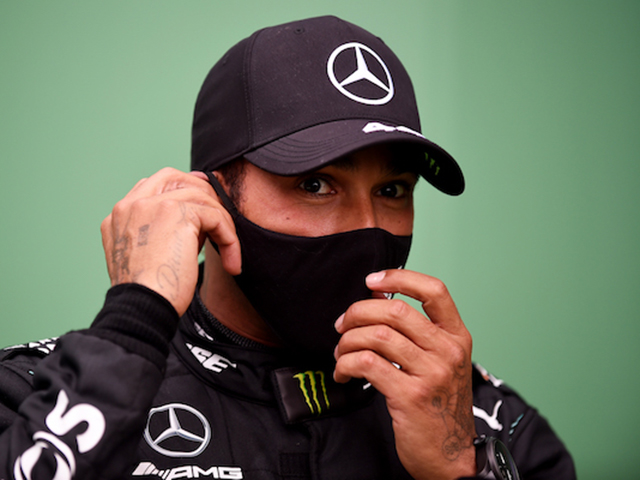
1 1 638 477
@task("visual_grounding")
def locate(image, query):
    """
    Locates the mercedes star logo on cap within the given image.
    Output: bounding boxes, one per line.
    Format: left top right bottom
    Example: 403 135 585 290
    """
327 42 394 105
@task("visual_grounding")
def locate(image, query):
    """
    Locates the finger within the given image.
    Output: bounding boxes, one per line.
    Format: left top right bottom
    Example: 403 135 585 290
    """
100 213 116 283
333 349 405 396
336 324 432 375
137 186 242 275
194 203 242 275
366 269 465 333
120 167 215 204
118 169 241 272
189 171 208 181
336 298 449 354
107 185 241 276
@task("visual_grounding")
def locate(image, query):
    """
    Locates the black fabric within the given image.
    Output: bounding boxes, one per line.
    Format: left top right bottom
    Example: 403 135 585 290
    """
0 288 576 479
0 349 42 431
87 283 180 371
191 16 422 170
191 16 465 196
280 452 311 478
232 216 411 357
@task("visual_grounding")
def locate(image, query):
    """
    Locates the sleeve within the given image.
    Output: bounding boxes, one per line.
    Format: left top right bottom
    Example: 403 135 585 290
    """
507 406 577 480
471 365 577 480
0 283 179 480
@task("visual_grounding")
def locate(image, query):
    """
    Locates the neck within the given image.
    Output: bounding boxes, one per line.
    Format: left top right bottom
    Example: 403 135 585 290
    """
199 242 282 347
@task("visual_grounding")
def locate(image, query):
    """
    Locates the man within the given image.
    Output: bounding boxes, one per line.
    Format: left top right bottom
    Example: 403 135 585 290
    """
0 16 574 479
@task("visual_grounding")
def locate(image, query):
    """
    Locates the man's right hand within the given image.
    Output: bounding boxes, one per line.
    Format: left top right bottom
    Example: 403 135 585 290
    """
100 168 241 316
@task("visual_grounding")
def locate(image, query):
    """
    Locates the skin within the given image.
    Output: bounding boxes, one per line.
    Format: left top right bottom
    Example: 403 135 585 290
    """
100 144 476 480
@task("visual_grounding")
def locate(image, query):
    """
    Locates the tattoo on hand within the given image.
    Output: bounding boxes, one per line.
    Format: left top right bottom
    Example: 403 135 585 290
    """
111 222 132 284
155 231 184 301
427 360 475 461
137 225 150 246
157 264 179 300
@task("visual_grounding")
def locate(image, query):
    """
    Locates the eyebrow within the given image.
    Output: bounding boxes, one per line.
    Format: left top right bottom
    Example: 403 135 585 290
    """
388 158 420 177
327 150 421 177
329 156 358 171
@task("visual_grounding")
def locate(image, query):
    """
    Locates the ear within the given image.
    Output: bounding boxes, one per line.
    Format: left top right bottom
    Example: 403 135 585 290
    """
212 170 224 182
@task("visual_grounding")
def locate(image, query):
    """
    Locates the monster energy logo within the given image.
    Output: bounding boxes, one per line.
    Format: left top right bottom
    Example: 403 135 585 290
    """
293 370 331 415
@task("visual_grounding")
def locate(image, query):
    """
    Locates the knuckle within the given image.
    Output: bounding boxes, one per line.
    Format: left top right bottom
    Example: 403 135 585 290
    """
110 199 128 218
157 197 179 212
345 301 365 320
388 298 410 320
336 329 355 351
449 342 468 366
430 278 449 299
461 329 473 350
371 324 393 344
100 215 111 234
358 350 379 370
429 363 449 386
147 167 181 188
157 166 180 177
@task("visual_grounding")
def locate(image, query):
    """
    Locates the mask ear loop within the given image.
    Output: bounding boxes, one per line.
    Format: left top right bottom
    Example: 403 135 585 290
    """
205 171 239 219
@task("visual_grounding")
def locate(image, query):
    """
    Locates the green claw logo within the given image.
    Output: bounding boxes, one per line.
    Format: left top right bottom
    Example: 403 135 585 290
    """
293 371 331 415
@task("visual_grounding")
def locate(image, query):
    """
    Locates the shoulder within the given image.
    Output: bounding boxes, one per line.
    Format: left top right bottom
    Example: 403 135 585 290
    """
471 363 531 438
0 336 59 380
0 337 59 431
1 336 59 359
471 363 576 480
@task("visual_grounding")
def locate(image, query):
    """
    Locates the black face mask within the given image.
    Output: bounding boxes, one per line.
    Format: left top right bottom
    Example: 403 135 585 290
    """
206 172 412 359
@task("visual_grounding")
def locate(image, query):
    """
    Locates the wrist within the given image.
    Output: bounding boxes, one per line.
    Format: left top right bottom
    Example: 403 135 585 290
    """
472 436 521 480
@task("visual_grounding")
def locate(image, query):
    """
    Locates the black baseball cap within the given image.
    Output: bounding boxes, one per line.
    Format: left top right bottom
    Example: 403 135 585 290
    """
191 15 464 195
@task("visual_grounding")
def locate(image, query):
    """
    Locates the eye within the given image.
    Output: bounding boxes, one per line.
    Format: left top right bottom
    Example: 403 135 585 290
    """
378 182 410 199
299 177 334 195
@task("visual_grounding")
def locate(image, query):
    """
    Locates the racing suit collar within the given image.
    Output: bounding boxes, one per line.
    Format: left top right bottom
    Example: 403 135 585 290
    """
174 296 376 423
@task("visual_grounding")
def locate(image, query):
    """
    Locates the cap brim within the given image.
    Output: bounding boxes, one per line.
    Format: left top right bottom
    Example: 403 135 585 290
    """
244 119 464 195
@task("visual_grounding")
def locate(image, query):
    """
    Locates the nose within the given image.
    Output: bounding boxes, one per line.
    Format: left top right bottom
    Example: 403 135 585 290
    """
340 194 378 231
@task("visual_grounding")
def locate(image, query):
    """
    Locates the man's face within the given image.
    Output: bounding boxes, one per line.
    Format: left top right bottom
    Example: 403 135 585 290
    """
237 144 418 238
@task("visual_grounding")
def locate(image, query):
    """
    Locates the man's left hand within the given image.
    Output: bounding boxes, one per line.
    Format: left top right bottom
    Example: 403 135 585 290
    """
333 269 476 480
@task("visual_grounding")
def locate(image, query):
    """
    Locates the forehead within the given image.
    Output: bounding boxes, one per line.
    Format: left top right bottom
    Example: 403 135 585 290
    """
319 143 422 176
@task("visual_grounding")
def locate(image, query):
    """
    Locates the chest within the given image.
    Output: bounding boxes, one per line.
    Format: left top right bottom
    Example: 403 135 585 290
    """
130 359 411 480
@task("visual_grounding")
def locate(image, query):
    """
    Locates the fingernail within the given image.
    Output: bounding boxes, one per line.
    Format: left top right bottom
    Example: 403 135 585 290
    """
366 271 386 285
335 313 344 331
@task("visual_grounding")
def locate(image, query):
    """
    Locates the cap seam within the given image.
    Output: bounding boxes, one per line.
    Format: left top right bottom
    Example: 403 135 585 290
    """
243 29 263 150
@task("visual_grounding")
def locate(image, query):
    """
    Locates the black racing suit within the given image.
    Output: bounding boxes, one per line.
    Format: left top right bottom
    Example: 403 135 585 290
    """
0 284 576 479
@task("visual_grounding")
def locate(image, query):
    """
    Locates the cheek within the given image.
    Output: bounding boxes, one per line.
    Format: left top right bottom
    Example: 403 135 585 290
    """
387 209 414 236
369 200 414 237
